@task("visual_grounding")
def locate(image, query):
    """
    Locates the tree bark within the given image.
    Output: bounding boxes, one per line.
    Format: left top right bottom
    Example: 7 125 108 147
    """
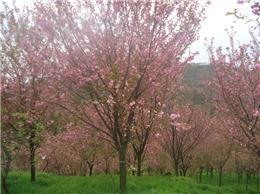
1 175 9 194
199 167 203 183
30 139 36 182
136 154 142 176
87 162 94 176
105 168 109 174
218 168 223 187
183 167 188 176
105 160 109 175
246 172 250 191
159 169 164 175
1 145 11 194
119 145 127 193
210 167 213 178
237 171 242 184
257 173 259 193
174 161 179 177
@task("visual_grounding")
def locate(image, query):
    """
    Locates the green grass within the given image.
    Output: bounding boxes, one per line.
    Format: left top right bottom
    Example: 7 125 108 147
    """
6 171 259 194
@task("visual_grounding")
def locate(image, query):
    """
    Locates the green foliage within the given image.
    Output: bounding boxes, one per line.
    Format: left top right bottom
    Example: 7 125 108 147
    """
9 112 45 145
6 171 259 194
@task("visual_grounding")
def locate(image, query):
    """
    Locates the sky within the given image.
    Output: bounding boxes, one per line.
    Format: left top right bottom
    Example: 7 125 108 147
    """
1 0 256 63
191 0 256 63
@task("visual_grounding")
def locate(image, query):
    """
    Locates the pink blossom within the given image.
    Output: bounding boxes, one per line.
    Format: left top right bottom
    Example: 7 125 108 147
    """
255 63 260 70
170 113 180 120
107 95 115 105
129 101 135 107
237 0 245 4
158 111 164 118
253 110 259 117
27 120 33 124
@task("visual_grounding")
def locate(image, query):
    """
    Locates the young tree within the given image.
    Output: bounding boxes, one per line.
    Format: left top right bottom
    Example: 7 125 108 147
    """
39 132 79 175
209 119 233 187
1 111 23 194
131 97 163 176
34 0 206 191
98 142 117 175
233 147 247 184
208 32 260 158
0 5 58 182
158 105 210 176
146 136 172 175
214 139 233 187
59 126 102 176
194 134 217 183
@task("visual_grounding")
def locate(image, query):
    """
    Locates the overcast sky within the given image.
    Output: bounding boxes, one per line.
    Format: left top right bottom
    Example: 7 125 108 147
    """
191 0 255 63
2 0 255 63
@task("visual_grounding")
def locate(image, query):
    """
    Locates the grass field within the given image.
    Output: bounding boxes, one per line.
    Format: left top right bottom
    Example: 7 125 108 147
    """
6 171 259 194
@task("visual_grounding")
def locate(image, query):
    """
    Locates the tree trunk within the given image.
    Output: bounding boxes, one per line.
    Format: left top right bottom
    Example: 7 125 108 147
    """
1 145 11 194
42 160 48 172
257 173 259 194
119 145 127 193
105 168 109 174
237 171 241 184
105 161 109 175
183 167 188 176
30 141 36 182
88 163 94 176
174 161 179 177
199 167 203 183
210 167 213 179
1 175 9 194
159 169 164 175
246 172 249 191
179 170 183 176
219 168 223 187
137 154 142 176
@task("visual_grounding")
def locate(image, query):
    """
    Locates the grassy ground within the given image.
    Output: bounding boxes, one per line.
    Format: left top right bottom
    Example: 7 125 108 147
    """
6 171 259 194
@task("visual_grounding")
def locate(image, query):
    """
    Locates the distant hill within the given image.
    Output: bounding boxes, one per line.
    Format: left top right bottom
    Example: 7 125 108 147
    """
181 64 214 105
183 64 213 85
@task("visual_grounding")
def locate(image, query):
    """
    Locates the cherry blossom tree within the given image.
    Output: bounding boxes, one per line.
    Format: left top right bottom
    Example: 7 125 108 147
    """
200 116 234 186
1 110 23 194
208 32 260 158
0 5 59 182
131 96 164 176
55 126 101 176
158 105 211 176
40 132 79 175
33 0 206 191
146 136 171 175
97 142 117 175
232 146 249 184
194 142 214 183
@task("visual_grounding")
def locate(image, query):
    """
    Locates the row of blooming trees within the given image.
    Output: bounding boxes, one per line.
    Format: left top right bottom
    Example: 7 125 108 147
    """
1 0 207 192
1 0 259 193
